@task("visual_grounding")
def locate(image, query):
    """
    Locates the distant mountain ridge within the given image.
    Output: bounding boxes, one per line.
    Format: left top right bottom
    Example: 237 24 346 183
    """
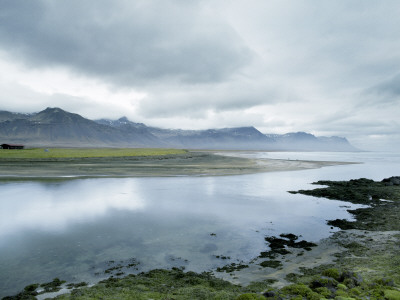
0 107 359 151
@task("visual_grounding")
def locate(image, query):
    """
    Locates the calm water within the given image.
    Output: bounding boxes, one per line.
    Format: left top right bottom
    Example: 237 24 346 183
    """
0 151 399 296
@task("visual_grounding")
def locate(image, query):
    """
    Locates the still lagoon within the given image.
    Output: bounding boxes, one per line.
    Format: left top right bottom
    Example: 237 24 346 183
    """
0 151 399 297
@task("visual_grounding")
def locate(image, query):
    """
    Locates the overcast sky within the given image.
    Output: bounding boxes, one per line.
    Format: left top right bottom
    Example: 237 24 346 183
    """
0 0 399 150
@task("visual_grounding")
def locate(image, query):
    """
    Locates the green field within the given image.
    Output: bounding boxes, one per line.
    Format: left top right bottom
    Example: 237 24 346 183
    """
0 148 187 159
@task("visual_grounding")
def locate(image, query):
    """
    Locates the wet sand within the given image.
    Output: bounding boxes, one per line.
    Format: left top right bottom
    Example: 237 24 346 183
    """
0 151 352 178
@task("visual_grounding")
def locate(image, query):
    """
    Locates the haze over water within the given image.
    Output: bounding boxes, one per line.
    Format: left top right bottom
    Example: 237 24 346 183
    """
0 151 398 297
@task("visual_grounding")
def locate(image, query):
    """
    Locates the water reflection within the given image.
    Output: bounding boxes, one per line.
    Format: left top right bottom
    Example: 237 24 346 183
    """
1 151 391 297
0 180 145 239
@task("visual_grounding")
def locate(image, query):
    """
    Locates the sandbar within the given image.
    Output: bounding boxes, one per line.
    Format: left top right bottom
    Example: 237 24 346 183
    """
0 151 353 178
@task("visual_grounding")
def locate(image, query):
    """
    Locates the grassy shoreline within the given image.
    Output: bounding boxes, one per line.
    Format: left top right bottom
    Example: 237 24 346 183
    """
5 177 400 299
0 149 351 178
0 148 187 159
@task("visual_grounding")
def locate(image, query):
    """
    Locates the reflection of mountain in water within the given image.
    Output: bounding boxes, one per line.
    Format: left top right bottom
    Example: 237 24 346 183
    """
0 107 358 151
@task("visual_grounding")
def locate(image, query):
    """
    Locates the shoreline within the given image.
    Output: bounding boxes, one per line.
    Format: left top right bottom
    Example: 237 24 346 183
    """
0 151 354 178
6 176 400 299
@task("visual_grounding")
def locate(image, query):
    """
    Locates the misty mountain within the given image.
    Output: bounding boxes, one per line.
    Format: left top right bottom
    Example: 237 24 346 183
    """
0 111 32 122
265 132 356 151
0 107 358 151
0 108 160 147
145 126 274 150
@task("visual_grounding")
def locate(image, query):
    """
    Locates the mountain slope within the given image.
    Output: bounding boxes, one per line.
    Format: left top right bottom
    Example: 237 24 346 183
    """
265 131 357 151
0 108 161 147
0 107 359 150
147 126 274 149
0 111 31 122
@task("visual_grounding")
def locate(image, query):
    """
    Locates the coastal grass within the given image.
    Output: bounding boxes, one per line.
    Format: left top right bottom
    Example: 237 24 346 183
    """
0 148 187 159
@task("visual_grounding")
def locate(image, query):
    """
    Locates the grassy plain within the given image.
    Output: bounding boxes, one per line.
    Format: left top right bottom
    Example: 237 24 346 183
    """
0 148 187 159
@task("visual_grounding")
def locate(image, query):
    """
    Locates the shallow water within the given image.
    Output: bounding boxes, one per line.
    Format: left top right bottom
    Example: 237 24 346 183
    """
0 151 398 297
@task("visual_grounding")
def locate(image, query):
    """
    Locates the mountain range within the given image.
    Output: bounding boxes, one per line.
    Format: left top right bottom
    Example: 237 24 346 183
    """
0 107 358 151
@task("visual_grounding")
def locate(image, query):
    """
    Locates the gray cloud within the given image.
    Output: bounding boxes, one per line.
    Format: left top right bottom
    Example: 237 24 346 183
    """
1 0 400 150
0 0 252 86
137 78 284 118
367 73 400 99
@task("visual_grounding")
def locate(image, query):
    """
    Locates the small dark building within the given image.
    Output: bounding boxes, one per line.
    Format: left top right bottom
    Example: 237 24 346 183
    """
1 144 24 149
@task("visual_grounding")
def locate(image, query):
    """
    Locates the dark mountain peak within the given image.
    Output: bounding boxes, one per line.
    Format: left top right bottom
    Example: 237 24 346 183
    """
118 117 130 123
29 107 90 124
95 117 147 128
43 107 64 113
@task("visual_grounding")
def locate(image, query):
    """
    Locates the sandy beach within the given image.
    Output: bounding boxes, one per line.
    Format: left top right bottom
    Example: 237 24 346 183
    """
0 151 352 178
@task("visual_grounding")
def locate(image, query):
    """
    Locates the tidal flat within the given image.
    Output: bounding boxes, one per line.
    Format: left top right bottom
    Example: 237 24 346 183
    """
0 149 349 178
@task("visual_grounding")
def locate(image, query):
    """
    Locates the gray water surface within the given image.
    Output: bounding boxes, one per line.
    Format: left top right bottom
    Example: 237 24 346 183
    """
0 151 398 297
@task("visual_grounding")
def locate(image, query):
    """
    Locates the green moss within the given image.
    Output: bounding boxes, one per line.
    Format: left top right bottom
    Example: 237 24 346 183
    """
281 283 321 300
236 293 266 300
245 279 277 293
348 287 362 296
336 289 350 297
384 289 400 300
322 268 341 280
47 268 246 299
310 276 338 289
314 287 331 298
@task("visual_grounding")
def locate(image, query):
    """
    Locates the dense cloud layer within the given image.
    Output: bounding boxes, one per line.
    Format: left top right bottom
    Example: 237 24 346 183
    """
0 0 399 150
0 0 252 85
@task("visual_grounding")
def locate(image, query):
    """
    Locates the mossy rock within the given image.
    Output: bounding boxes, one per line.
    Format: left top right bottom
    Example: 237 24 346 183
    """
281 283 321 300
236 293 266 300
375 278 396 287
384 289 400 300
339 271 363 288
336 289 352 298
310 276 339 289
322 268 341 280
315 287 332 298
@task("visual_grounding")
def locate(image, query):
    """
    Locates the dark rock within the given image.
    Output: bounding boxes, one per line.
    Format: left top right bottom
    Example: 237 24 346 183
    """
264 237 288 250
382 176 400 186
339 271 363 287
327 219 356 230
290 240 317 250
310 276 338 290
263 290 276 297
279 233 298 241
259 260 282 268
